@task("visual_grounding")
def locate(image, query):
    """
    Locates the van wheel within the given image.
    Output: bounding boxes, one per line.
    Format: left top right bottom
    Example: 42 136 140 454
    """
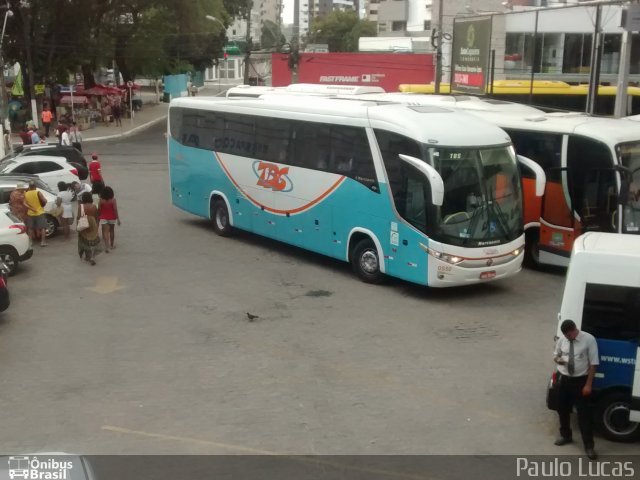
211 199 233 237
351 239 385 284
595 391 640 442
0 247 19 276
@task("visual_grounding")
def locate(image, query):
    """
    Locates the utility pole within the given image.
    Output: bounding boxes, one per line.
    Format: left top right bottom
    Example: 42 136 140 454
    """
614 3 640 118
292 0 300 84
586 3 602 115
243 0 253 85
434 0 444 94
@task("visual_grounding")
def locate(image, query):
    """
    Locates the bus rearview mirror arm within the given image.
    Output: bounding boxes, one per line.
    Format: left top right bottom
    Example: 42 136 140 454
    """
517 155 546 197
398 154 444 206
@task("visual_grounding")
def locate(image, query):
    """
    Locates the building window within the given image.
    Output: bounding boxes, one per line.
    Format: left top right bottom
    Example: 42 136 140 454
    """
370 9 378 15
562 33 592 74
424 20 431 31
601 34 622 74
378 22 387 33
218 59 236 79
505 32 535 74
391 21 406 31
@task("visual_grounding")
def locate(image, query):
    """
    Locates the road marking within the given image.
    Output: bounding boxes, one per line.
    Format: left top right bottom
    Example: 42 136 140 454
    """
101 425 438 480
88 276 124 294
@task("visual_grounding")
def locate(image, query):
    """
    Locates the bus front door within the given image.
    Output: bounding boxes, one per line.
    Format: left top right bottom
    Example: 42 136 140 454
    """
539 167 577 267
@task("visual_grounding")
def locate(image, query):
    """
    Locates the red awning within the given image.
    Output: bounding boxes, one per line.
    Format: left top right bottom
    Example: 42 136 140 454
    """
60 95 89 104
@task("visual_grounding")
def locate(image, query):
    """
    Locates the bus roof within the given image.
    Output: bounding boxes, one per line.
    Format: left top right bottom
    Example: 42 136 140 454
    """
475 110 640 145
314 91 640 146
342 93 545 115
170 96 511 148
226 84 386 98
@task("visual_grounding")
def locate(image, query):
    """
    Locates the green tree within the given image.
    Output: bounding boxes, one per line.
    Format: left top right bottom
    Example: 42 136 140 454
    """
260 20 285 50
308 11 377 52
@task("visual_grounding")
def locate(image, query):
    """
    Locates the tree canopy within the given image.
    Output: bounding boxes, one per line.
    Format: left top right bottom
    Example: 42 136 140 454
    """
308 11 377 52
2 0 234 104
260 20 285 51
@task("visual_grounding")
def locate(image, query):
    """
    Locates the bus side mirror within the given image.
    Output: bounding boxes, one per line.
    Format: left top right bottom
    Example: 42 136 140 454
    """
517 154 546 197
399 154 444 206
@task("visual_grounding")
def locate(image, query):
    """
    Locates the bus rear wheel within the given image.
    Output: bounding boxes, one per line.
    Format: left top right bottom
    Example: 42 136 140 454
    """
595 391 640 443
211 199 233 237
351 239 385 284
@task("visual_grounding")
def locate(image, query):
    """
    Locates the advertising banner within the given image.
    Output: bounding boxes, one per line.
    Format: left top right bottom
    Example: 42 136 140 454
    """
272 53 434 91
451 16 492 94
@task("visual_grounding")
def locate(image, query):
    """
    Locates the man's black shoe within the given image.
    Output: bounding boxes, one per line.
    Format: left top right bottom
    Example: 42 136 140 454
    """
554 437 573 446
585 448 597 460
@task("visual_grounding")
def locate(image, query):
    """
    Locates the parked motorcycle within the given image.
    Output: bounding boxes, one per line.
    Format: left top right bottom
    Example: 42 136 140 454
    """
0 260 10 312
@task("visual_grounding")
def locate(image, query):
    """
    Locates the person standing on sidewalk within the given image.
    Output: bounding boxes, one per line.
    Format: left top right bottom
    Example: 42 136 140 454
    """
41 106 54 138
23 181 48 247
69 122 83 151
553 319 599 460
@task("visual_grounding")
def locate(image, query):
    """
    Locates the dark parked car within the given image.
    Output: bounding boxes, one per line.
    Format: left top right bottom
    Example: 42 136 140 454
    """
3 144 88 180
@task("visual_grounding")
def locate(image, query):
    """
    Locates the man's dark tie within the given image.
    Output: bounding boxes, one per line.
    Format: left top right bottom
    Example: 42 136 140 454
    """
568 340 575 376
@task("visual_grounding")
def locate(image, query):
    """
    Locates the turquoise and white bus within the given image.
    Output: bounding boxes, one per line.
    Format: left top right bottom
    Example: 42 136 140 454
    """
168 96 525 287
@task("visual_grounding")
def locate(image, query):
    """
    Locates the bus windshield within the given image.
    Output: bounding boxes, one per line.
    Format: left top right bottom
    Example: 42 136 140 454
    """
618 141 640 234
428 146 523 247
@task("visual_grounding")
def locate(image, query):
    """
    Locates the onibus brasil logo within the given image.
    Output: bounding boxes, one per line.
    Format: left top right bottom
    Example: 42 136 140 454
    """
7 456 74 480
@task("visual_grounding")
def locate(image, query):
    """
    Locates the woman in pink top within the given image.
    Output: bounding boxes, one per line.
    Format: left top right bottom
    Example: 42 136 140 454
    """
97 186 121 252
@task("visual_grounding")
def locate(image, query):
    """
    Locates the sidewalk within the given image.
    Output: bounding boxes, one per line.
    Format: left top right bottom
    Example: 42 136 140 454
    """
9 85 225 147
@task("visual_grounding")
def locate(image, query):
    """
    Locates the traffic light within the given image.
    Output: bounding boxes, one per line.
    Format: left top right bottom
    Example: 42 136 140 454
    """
224 52 228 61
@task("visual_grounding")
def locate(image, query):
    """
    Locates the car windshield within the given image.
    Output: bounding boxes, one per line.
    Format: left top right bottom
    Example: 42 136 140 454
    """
617 141 640 234
429 146 523 246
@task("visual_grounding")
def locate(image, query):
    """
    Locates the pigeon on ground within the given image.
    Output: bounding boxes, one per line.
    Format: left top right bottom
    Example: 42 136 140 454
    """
246 312 259 321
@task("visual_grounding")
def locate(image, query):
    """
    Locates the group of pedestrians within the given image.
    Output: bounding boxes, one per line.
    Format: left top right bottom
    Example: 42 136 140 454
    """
19 106 84 150
8 153 121 266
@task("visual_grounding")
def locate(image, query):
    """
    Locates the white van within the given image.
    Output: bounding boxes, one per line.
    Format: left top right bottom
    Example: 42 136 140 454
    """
547 232 640 442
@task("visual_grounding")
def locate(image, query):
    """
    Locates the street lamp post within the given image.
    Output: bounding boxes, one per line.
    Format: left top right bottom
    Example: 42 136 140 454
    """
0 5 14 159
205 15 228 93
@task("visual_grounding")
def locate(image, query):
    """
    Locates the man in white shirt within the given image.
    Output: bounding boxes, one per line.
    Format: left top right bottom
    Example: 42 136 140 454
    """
71 181 92 200
553 319 599 459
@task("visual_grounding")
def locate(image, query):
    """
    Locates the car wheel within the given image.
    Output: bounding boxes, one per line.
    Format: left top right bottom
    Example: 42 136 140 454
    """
595 391 640 442
45 214 58 238
211 199 233 236
0 247 19 276
351 238 385 284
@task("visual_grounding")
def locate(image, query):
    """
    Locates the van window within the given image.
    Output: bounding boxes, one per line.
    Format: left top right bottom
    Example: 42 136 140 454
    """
582 283 640 341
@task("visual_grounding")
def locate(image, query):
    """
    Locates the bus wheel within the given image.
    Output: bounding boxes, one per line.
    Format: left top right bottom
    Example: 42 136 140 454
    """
352 239 385 284
595 392 640 442
524 230 542 269
211 199 233 237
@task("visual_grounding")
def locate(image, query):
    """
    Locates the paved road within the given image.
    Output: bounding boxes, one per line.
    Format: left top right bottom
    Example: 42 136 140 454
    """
0 124 636 455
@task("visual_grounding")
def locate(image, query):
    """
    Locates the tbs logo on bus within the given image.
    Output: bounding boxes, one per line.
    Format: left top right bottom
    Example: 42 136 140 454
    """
253 161 293 192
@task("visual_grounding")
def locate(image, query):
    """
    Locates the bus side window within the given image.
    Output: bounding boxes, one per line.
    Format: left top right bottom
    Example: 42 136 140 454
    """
505 129 562 180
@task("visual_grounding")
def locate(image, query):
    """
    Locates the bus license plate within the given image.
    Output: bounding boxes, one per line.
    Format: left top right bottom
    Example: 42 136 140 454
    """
480 271 496 280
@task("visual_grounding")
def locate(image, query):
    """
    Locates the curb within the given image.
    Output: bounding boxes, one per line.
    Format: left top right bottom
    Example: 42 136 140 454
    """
83 114 167 143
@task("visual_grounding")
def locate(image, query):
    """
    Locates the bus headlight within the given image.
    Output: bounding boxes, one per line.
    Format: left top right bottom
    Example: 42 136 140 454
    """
424 245 464 265
511 247 523 257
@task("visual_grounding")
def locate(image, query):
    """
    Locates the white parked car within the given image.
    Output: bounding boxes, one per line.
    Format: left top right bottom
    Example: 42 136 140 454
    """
0 155 80 191
0 177 62 238
0 208 33 276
